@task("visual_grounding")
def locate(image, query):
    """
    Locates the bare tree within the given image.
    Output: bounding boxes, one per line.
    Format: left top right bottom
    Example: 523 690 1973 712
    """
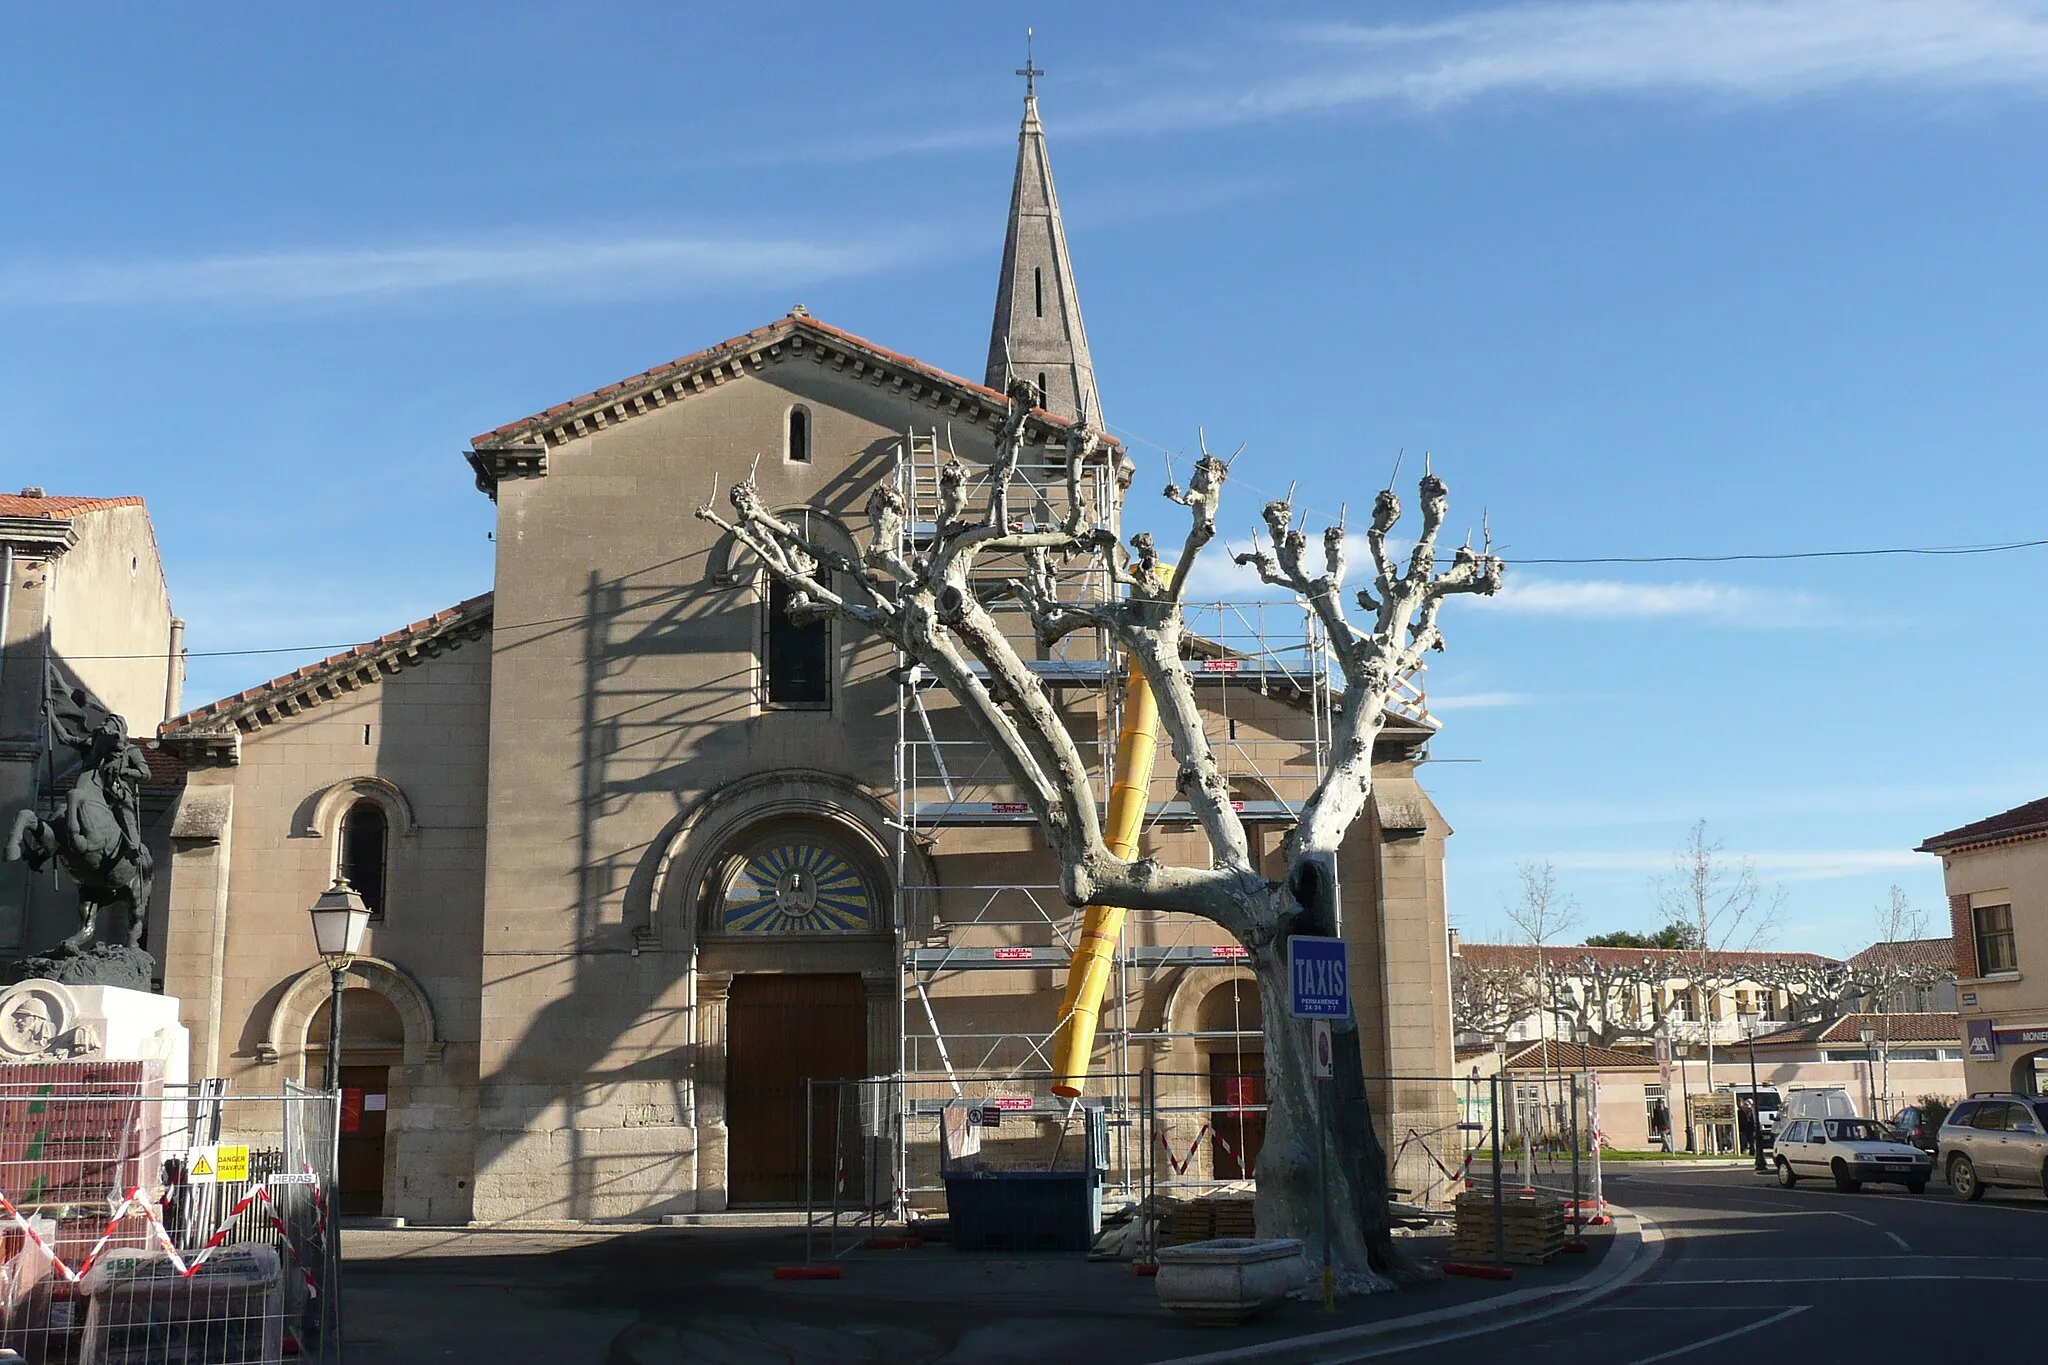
1656 819 1784 1093
1450 954 1544 1044
1503 860 1580 1118
698 382 1502 1284
1861 885 1945 1108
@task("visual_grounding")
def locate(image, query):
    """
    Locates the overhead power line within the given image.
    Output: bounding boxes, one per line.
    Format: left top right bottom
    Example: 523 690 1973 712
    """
51 537 2048 664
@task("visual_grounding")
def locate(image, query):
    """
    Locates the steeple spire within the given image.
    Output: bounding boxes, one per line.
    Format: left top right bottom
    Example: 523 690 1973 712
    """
985 32 1101 427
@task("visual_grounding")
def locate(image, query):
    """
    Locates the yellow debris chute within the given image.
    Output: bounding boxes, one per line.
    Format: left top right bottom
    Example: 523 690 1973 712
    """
1049 658 1162 1098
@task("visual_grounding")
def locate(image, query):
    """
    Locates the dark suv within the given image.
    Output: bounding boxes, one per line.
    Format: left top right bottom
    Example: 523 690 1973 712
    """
1936 1096 2048 1201
1890 1105 1942 1152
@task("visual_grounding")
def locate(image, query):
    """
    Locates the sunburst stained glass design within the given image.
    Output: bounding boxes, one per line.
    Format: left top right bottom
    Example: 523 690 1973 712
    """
721 842 873 933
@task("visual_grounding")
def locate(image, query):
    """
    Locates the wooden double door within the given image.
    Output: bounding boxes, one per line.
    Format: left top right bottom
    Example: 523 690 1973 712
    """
337 1064 389 1216
726 974 868 1205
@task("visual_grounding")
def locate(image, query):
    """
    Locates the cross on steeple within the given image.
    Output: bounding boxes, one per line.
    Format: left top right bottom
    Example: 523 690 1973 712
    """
986 33 1101 427
1016 28 1044 99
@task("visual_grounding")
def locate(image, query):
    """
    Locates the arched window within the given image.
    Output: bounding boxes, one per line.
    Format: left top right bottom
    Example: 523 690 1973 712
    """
787 406 811 464
1036 372 1048 406
339 799 389 918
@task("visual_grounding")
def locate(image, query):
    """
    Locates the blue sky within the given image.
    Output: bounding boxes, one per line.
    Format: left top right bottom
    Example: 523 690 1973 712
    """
5 2 2044 956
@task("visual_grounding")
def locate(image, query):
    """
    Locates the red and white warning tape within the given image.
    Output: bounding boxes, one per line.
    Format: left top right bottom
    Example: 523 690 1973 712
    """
1154 1126 1255 1179
0 1171 322 1298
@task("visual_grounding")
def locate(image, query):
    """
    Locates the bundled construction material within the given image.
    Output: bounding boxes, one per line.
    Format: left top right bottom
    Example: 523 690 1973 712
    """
1160 1196 1256 1248
1450 1190 1568 1266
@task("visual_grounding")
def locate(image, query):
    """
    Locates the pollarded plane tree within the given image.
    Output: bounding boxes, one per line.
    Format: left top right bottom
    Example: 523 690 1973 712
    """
698 380 1503 1286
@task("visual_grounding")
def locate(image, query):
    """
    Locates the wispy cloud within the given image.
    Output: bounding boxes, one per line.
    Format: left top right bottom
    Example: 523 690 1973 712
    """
1476 576 1821 625
0 228 944 308
1261 1 2048 113
1430 690 1538 711
760 2 2048 166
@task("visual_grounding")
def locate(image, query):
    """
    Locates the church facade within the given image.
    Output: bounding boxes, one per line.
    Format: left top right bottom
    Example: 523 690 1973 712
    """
148 91 1460 1223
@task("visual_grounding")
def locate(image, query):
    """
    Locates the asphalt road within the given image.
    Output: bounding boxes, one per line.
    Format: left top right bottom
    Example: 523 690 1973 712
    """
1379 1163 2048 1365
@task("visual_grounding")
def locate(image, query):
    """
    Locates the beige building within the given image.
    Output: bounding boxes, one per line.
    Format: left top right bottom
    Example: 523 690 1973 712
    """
1922 797 2048 1098
147 90 1463 1223
0 490 184 960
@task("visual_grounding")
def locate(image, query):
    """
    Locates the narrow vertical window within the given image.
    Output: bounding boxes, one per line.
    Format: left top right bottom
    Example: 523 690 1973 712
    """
787 407 811 464
1033 266 1044 318
1974 903 2017 974
339 800 389 919
1036 372 1048 405
765 578 831 708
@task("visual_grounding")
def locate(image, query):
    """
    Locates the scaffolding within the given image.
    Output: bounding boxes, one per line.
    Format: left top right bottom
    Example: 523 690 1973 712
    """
885 429 1432 1211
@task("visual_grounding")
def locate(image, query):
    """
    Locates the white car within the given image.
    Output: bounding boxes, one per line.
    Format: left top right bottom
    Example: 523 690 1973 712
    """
1776 1116 1932 1193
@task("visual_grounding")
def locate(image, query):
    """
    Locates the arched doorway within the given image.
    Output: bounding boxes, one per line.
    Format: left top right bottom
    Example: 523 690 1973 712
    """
1198 978 1265 1180
307 988 406 1215
2012 1048 2048 1097
700 818 887 1205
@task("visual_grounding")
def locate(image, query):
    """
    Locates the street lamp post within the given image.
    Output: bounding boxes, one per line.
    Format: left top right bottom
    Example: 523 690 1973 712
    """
1740 1011 1766 1174
308 878 372 1093
1858 1025 1878 1120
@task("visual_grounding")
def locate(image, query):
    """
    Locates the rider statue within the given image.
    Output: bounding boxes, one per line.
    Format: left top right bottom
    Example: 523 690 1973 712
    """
5 668 157 972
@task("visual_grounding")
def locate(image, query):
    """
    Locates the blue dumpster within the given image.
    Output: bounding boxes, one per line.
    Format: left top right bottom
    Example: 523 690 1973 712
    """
943 1170 1098 1252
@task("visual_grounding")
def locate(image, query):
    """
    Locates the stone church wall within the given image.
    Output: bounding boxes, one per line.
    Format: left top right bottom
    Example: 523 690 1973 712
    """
163 640 490 1225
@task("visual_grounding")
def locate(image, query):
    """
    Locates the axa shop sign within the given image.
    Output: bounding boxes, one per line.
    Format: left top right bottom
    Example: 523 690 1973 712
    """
1965 1018 2048 1058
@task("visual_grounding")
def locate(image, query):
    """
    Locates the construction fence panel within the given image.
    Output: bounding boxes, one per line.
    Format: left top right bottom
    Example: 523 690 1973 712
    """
0 1070 341 1365
1461 1071 1606 1235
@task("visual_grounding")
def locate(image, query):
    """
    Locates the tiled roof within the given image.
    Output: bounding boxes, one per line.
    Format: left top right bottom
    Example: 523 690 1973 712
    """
1846 938 1956 973
161 592 493 743
1503 1040 1659 1071
1750 1012 1961 1048
470 312 1120 452
0 494 145 519
1459 943 1841 972
1918 797 2048 854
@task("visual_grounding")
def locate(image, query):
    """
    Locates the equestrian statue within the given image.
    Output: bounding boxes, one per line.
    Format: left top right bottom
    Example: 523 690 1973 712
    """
5 668 156 982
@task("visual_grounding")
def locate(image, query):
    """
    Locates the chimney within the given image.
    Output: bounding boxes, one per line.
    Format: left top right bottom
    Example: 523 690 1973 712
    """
165 616 186 718
1448 927 1462 958
19 486 44 498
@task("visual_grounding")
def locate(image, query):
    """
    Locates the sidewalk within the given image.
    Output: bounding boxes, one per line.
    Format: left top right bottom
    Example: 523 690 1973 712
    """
341 1210 1649 1365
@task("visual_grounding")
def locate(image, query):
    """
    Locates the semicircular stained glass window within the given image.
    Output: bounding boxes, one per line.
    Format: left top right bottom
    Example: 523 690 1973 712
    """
721 840 874 933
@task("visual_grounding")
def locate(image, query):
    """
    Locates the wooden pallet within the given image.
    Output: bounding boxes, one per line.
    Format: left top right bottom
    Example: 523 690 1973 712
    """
1450 1191 1568 1265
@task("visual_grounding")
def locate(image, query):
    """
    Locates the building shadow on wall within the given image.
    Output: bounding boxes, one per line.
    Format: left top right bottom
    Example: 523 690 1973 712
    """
482 441 900 1218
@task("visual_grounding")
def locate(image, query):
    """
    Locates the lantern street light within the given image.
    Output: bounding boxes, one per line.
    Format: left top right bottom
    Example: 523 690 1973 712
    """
1858 1024 1878 1120
308 878 372 1093
1739 1011 1766 1174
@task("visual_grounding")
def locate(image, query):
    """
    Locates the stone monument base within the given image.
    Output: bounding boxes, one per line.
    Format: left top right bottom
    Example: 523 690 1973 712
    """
0 977 188 1084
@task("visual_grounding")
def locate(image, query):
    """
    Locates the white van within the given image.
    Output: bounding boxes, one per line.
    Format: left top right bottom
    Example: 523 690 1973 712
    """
1780 1085 1859 1123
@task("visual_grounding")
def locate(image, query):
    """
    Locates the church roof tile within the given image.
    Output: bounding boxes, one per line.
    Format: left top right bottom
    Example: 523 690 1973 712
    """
160 592 493 757
469 313 1116 455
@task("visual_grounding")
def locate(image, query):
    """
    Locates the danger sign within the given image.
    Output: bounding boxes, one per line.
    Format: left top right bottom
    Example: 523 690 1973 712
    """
183 1144 251 1185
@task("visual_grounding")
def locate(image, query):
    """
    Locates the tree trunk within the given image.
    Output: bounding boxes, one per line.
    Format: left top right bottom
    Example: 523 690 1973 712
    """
1243 872 1413 1291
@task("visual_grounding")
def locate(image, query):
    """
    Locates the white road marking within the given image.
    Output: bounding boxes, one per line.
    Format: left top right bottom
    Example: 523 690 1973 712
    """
1821 1211 1911 1250
1627 1306 1810 1365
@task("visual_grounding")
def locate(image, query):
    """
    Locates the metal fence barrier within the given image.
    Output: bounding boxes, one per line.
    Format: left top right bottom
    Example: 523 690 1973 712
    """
0 1071 341 1364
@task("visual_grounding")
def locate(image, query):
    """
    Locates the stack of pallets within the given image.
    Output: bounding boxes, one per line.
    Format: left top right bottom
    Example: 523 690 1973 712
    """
1450 1190 1568 1265
1160 1196 1257 1246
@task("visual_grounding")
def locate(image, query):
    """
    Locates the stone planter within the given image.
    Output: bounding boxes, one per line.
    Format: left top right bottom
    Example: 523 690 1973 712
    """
1155 1237 1308 1324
